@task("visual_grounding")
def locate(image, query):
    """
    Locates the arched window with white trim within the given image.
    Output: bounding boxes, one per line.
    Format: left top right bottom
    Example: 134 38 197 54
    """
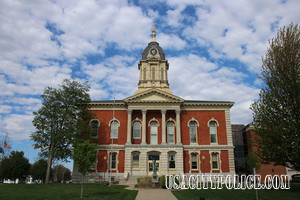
167 121 175 144
133 121 141 139
150 121 158 145
189 121 197 144
110 120 119 139
209 121 217 144
90 120 99 138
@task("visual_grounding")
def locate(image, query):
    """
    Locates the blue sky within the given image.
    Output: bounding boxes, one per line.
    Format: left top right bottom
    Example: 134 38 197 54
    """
0 0 299 170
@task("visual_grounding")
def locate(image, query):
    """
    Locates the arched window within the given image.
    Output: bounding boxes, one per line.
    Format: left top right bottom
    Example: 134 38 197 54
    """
110 120 119 138
168 152 176 169
150 121 158 145
209 121 217 144
132 151 140 169
189 121 197 144
167 122 175 144
133 121 141 139
211 152 219 169
90 120 99 138
191 153 198 170
110 152 117 169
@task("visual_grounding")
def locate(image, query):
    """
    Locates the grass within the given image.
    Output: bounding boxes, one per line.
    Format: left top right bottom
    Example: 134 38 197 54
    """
172 183 300 200
0 184 138 200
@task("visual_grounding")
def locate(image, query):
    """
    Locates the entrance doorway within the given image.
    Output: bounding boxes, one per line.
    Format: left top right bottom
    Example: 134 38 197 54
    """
148 152 160 175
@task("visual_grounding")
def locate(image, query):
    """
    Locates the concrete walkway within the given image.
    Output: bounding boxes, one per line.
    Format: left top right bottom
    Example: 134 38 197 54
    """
125 185 177 200
135 188 177 200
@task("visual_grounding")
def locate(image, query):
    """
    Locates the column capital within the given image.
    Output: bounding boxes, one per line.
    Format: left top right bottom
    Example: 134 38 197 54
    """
127 109 133 114
141 109 147 115
161 109 167 114
175 109 181 114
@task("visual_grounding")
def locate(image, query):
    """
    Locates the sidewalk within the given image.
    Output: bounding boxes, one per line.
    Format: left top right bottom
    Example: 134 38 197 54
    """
125 185 177 200
135 188 177 200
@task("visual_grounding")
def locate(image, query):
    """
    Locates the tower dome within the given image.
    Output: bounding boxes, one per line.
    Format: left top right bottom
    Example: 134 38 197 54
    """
135 23 172 95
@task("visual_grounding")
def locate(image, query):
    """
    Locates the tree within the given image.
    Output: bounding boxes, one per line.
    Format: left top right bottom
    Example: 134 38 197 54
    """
0 151 31 180
73 140 97 198
53 164 71 183
245 152 261 174
251 23 300 170
30 159 48 182
31 79 92 184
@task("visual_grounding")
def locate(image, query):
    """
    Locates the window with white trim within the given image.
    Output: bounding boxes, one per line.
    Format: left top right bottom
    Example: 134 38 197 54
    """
189 121 197 144
191 153 198 170
168 153 176 169
167 121 175 144
150 121 158 145
133 121 141 139
110 120 119 138
111 152 117 169
132 151 140 169
90 120 99 138
211 152 219 169
209 121 217 144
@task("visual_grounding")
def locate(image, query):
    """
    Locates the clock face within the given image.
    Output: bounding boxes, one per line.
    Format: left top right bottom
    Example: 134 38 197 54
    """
150 48 157 55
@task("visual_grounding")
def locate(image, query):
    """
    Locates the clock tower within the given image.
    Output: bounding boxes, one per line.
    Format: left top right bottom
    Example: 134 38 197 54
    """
135 24 172 94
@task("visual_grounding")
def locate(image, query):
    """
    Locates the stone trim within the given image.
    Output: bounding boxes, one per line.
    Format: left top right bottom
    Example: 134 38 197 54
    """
148 117 160 127
187 117 200 127
108 118 120 127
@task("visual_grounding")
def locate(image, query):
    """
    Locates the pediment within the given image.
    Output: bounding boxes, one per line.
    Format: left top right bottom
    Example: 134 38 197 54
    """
124 89 184 103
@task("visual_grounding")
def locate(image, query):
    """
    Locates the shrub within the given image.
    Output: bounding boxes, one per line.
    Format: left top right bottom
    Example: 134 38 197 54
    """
137 176 152 188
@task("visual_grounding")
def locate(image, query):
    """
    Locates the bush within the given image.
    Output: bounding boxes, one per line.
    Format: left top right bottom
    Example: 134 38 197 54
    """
137 176 152 188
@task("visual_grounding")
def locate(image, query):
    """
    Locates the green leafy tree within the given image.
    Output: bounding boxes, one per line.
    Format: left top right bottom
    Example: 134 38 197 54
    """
30 159 48 181
245 152 261 174
73 140 97 198
53 164 71 182
0 151 31 180
31 79 92 184
251 23 300 170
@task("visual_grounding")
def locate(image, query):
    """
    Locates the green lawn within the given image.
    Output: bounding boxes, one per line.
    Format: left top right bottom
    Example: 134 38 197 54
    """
172 183 300 200
0 184 138 200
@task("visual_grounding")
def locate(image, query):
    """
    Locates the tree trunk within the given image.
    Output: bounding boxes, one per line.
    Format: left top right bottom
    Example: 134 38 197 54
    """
45 154 53 184
80 174 84 198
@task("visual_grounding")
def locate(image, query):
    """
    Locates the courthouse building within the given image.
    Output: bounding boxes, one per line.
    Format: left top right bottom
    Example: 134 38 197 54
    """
86 26 236 181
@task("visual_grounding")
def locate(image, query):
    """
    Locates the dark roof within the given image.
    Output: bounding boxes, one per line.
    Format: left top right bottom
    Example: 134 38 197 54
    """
141 41 166 60
184 100 234 104
91 100 124 103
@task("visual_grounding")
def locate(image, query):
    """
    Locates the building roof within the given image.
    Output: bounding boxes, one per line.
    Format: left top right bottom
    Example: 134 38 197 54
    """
141 41 166 60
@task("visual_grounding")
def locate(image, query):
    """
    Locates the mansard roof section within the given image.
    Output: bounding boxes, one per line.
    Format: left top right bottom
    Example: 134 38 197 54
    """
124 88 184 103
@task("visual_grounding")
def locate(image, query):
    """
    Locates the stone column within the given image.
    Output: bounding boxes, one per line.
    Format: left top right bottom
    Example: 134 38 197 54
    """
126 109 132 145
142 109 147 145
176 109 182 144
161 109 167 144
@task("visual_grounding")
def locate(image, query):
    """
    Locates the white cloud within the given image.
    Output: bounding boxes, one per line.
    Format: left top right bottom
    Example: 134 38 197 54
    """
157 33 186 50
168 54 260 124
0 114 34 140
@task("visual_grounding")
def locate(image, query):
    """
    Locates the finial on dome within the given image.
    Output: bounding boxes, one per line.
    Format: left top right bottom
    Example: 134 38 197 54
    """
151 21 156 42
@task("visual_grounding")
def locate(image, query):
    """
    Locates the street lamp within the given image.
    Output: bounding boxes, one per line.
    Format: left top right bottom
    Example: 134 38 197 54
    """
103 156 107 183
202 156 205 174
